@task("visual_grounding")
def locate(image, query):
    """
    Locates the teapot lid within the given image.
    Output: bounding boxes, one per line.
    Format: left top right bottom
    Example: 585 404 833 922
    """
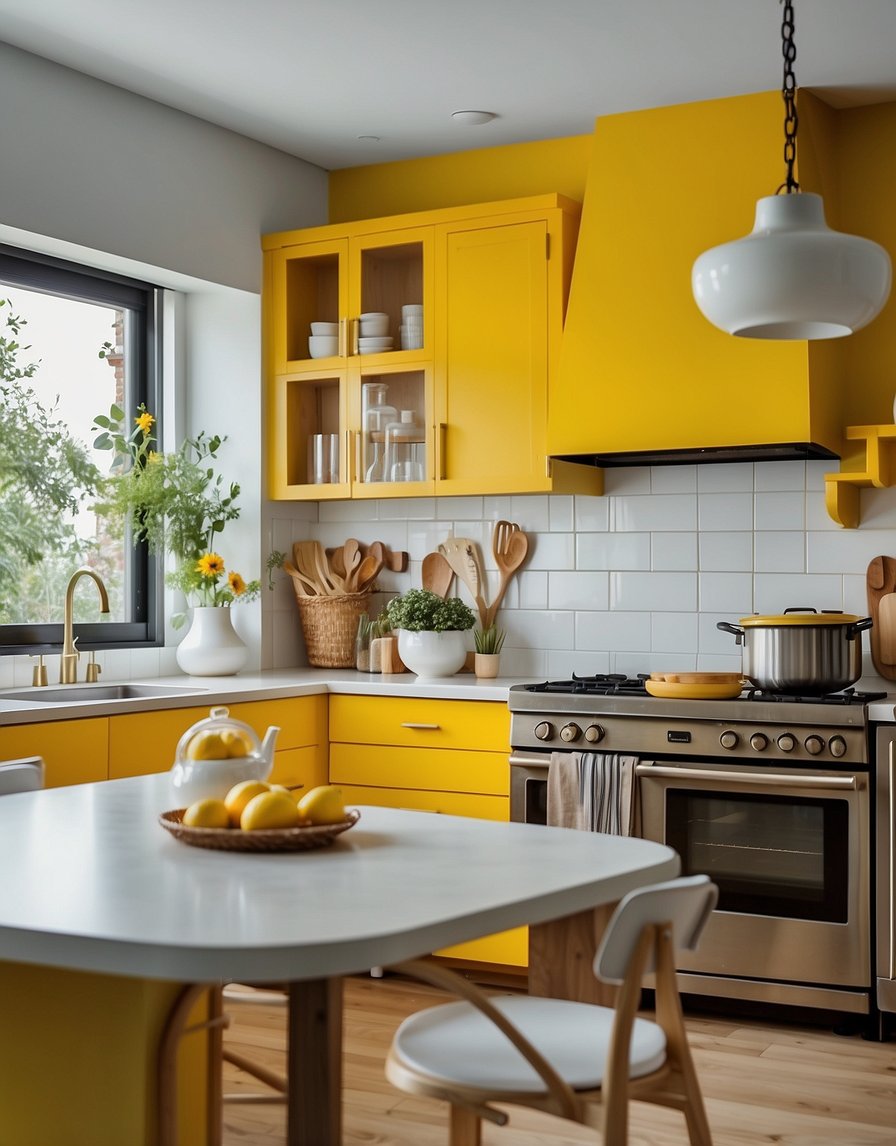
174 706 262 764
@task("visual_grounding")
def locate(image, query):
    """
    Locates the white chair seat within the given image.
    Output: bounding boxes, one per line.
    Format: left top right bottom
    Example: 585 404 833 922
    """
392 994 667 1093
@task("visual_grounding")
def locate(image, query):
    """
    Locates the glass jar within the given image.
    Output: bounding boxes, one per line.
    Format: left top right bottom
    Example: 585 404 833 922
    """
354 614 375 672
361 382 397 484
384 409 425 482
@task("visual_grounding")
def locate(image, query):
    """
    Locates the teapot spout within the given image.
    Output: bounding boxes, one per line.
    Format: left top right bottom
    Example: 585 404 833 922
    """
260 725 281 769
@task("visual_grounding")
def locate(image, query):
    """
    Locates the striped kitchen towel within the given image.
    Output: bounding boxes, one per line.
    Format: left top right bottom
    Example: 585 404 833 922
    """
546 751 637 835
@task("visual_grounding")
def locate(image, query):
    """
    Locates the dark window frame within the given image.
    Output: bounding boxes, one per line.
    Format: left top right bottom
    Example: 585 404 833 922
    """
0 245 164 655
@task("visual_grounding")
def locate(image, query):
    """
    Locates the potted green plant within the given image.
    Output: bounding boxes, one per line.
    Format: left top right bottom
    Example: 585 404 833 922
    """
473 624 506 679
385 589 475 679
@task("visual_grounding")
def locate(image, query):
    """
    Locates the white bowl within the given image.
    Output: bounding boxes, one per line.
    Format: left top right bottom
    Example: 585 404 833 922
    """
359 317 389 337
360 311 388 321
402 304 423 318
308 335 338 358
400 331 424 350
358 336 393 348
310 321 338 336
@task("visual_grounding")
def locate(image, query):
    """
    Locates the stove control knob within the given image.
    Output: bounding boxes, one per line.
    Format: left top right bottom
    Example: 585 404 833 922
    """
719 730 739 749
805 735 825 756
584 724 605 744
776 733 796 753
750 733 769 752
829 735 847 759
534 721 554 742
559 722 582 744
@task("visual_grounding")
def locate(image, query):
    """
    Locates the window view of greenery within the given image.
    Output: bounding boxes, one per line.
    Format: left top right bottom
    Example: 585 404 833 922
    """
0 289 128 626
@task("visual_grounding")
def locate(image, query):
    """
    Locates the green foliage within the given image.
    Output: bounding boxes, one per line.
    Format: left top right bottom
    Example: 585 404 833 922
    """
474 625 506 654
0 300 103 621
385 589 475 633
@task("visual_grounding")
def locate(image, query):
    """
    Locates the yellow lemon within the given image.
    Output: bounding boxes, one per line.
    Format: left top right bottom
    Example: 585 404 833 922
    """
296 784 346 826
221 728 254 758
269 784 293 797
224 779 271 827
241 790 301 831
186 730 229 761
182 798 230 829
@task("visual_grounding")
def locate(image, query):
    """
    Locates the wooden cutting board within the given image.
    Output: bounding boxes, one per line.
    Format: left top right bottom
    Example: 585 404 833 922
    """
866 556 896 679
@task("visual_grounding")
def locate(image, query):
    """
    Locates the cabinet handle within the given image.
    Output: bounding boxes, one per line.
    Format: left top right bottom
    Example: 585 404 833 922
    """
401 722 441 731
437 423 447 481
350 318 359 356
344 429 354 483
338 317 348 358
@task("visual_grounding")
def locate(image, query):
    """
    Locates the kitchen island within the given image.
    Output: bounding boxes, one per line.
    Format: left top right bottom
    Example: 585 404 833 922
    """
0 773 678 1145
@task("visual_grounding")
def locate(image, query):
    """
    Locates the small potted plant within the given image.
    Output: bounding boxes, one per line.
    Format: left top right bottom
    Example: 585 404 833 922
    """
385 589 475 679
473 625 506 679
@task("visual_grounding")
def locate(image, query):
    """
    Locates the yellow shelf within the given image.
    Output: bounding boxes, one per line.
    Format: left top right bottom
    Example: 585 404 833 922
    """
824 424 896 527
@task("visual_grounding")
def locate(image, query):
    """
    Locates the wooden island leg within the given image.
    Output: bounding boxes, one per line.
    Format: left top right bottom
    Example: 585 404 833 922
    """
287 977 343 1146
528 903 617 1004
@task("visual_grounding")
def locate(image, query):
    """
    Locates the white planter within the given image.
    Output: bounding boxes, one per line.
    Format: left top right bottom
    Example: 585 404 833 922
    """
397 630 467 680
175 606 248 677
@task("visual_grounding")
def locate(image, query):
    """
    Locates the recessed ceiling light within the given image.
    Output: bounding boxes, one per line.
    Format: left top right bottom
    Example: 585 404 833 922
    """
357 135 381 143
451 110 497 126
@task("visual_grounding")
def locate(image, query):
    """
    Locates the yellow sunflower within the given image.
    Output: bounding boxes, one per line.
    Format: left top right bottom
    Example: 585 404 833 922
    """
135 410 155 435
228 572 247 596
196 552 225 578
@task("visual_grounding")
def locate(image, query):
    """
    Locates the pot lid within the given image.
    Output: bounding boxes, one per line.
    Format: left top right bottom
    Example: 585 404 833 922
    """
740 610 865 627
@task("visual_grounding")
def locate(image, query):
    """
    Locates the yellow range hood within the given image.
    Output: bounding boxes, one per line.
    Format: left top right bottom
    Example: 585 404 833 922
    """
549 90 896 469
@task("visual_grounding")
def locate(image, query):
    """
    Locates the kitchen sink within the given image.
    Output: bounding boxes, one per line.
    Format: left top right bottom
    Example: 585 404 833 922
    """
0 684 207 704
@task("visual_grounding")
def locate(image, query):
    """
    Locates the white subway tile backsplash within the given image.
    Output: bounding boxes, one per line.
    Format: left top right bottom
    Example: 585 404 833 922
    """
483 496 514 521
318 499 378 523
652 532 698 571
806 460 831 492
378 497 436 520
576 610 651 652
755 491 805 531
699 531 753 572
604 467 651 494
514 570 549 611
526 532 575 571
549 571 609 611
576 532 650 571
651 465 697 493
699 613 744 656
436 496 483 520
807 529 894 575
698 491 753 531
753 573 845 613
510 495 551 532
696 463 754 492
612 494 697 532
755 531 805 573
610 571 697 612
504 610 575 650
546 649 610 676
548 495 574 532
651 612 698 654
574 495 610 531
699 572 753 613
754 461 807 491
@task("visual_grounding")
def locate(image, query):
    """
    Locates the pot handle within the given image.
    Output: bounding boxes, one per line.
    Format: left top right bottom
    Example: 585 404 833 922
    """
847 616 874 639
716 621 745 645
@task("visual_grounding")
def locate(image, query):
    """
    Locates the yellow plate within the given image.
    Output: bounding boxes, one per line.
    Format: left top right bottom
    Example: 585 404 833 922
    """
644 679 745 700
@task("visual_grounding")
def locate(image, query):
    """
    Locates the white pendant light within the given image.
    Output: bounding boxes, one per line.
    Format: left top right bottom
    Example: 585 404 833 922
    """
692 0 891 340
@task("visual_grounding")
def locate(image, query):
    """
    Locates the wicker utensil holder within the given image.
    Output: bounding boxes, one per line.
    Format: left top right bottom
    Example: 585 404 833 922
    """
293 591 372 667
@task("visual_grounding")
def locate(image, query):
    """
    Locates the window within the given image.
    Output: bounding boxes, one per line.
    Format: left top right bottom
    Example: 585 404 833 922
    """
0 245 163 653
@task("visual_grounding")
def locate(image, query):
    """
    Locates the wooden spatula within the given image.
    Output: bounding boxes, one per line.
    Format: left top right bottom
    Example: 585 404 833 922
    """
422 552 454 598
438 538 488 627
867 554 896 679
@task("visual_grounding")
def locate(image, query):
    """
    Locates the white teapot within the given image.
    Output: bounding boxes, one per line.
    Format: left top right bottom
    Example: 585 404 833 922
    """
169 706 280 805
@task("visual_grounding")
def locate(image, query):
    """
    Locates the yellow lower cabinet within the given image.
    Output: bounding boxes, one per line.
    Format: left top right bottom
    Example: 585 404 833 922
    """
0 718 108 787
109 705 209 779
0 961 214 1146
329 693 509 753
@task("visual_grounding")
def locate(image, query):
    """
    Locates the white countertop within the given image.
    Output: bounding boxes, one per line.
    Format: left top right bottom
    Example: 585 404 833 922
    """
0 773 679 982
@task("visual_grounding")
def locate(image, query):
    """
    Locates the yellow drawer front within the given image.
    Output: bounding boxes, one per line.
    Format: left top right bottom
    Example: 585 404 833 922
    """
438 927 528 968
109 706 210 779
338 784 508 820
329 695 509 752
270 745 328 792
330 744 508 796
229 695 327 752
0 718 108 787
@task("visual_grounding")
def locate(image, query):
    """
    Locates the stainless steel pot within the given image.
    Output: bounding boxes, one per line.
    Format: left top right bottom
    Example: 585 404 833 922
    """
717 608 873 694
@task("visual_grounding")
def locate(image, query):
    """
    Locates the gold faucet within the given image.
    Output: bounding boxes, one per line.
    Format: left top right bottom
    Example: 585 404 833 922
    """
61 567 110 684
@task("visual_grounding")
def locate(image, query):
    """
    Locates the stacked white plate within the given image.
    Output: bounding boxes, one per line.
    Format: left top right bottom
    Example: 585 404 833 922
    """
400 303 423 350
358 336 393 354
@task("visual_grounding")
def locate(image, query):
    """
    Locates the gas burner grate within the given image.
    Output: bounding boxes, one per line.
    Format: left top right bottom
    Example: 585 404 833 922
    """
527 674 649 697
743 686 888 705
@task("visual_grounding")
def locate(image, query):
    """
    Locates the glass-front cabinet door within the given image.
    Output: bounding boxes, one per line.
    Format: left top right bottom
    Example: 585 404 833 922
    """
270 238 349 374
268 371 350 499
350 363 433 498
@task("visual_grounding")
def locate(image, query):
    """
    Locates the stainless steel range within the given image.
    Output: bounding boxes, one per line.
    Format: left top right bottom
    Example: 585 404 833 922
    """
509 675 888 1024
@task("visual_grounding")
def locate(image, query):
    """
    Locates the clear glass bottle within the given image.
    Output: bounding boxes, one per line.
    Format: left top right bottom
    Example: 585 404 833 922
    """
354 614 374 672
361 382 397 484
384 409 425 482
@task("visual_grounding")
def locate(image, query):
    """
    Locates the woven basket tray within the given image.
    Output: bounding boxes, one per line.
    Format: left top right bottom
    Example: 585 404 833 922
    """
293 590 371 667
159 807 360 852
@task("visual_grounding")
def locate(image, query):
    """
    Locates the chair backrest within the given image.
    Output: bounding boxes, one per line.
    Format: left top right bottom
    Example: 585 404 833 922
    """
0 757 45 796
594 874 718 985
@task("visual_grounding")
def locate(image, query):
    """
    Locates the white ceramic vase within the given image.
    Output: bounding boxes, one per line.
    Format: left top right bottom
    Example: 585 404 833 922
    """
175 606 248 677
397 630 466 680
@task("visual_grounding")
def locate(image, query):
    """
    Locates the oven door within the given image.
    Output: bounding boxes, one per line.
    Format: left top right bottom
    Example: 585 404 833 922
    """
637 759 870 989
509 753 549 824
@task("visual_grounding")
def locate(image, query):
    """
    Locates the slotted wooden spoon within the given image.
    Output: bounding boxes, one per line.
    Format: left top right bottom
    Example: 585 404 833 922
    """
486 526 529 628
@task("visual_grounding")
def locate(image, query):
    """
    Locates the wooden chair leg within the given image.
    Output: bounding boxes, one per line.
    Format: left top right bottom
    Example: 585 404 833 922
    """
449 1104 482 1146
157 983 227 1146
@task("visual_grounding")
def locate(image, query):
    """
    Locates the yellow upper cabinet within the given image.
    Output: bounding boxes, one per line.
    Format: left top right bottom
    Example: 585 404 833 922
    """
549 91 850 464
263 195 601 500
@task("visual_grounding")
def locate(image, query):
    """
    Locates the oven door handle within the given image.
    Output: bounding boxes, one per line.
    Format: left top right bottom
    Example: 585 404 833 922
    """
509 753 550 768
634 763 863 791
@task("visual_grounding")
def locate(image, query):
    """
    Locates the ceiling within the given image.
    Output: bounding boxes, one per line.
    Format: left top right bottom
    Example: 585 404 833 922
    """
1 0 896 171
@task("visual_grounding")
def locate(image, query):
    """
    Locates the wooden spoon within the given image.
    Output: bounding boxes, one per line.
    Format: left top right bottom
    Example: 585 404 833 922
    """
421 552 454 598
282 559 316 597
486 528 529 628
342 538 362 584
354 553 382 593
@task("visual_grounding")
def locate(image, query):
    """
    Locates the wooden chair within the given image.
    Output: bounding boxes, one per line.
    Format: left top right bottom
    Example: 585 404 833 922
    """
386 874 718 1146
0 756 44 795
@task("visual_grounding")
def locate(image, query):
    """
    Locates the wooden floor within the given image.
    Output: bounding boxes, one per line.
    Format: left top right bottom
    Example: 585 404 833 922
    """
221 973 896 1145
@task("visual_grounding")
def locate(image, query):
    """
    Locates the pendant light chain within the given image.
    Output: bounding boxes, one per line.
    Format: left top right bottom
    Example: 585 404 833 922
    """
779 0 799 193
